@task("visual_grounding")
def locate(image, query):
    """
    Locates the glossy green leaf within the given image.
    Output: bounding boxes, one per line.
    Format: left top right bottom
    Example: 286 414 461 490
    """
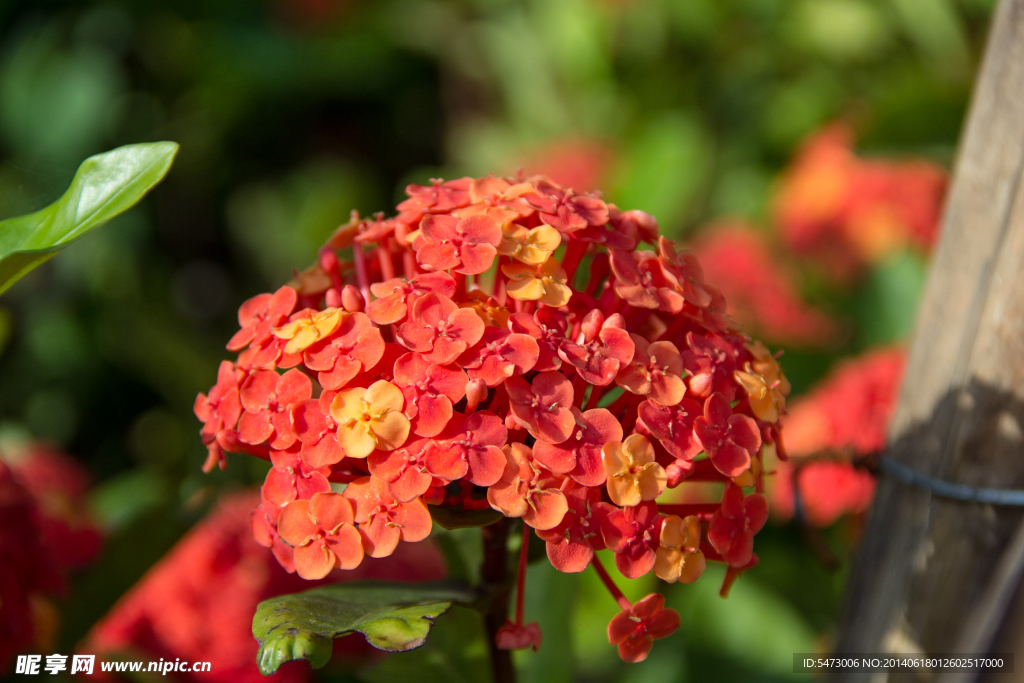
0 141 178 295
428 504 504 530
252 579 478 675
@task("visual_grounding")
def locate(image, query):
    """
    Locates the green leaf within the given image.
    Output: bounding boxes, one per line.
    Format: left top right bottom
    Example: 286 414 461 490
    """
428 504 504 530
252 579 478 675
0 141 178 295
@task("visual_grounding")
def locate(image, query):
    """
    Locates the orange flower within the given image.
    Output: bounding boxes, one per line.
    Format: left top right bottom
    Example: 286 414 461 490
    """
278 492 363 579
502 257 572 307
654 514 705 584
329 380 410 458
274 308 343 355
487 443 568 530
497 223 561 265
602 434 667 507
734 341 790 423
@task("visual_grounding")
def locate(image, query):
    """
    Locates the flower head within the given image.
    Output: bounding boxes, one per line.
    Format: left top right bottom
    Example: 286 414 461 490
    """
601 434 668 507
416 213 502 274
693 393 761 477
487 443 568 530
655 515 706 584
616 335 685 406
279 492 364 579
559 310 634 386
607 594 681 663
329 380 411 458
506 372 575 444
502 258 573 307
344 476 432 557
708 482 768 567
533 407 622 486
397 293 485 365
536 481 614 572
601 501 662 579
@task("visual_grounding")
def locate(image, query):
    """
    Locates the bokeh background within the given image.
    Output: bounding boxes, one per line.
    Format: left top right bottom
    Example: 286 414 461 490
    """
0 0 998 681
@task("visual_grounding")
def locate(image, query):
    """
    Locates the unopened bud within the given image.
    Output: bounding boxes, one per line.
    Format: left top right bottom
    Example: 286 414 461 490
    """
341 285 365 312
319 247 339 274
581 309 605 341
325 288 343 309
465 379 488 414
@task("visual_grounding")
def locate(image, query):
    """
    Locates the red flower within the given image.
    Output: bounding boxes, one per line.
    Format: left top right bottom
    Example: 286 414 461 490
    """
708 482 768 567
558 310 635 386
302 312 385 391
226 285 297 352
496 621 543 652
607 594 680 663
506 372 575 444
397 293 485 364
424 411 507 487
615 335 684 407
251 500 295 573
367 437 435 503
535 481 614 572
609 249 684 313
692 225 835 346
279 492 364 579
533 407 622 486
509 309 567 372
260 445 331 507
693 393 761 477
397 177 471 224
194 361 244 472
415 213 502 274
600 501 662 579
458 327 539 387
657 237 713 308
680 331 739 400
636 398 703 461
366 272 456 326
290 395 344 469
238 369 311 448
393 353 467 437
343 476 432 558
487 443 568 530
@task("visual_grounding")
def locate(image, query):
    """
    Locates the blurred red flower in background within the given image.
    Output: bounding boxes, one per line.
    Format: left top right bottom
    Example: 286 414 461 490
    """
0 441 102 672
771 348 906 527
692 225 836 347
86 490 445 682
774 124 947 280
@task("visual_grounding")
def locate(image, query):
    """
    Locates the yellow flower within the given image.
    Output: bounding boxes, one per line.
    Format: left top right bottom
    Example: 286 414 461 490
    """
502 257 572 307
329 380 410 458
497 224 561 266
655 514 706 584
734 341 791 423
460 289 511 328
602 434 667 507
274 308 343 355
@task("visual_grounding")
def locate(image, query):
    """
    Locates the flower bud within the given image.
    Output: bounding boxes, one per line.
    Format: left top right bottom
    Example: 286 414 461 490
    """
341 285 365 312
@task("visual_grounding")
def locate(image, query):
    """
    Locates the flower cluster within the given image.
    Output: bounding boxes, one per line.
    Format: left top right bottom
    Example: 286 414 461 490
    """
0 440 102 672
86 491 446 683
771 349 905 527
774 123 947 280
196 173 790 663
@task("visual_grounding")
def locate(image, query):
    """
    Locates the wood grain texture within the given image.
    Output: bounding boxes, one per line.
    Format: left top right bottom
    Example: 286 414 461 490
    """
833 1 1024 679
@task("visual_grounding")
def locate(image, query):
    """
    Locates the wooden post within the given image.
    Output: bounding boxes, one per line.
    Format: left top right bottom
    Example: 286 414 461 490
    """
833 0 1024 677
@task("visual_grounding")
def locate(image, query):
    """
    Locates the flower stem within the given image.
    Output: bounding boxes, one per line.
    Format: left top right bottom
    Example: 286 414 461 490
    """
481 519 517 683
591 554 631 611
352 241 372 306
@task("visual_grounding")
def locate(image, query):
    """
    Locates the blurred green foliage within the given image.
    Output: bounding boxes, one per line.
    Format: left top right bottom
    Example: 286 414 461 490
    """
0 0 995 680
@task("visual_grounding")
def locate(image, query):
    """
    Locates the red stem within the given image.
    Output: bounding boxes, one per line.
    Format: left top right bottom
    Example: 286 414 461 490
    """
377 243 396 281
353 242 372 305
591 555 632 611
